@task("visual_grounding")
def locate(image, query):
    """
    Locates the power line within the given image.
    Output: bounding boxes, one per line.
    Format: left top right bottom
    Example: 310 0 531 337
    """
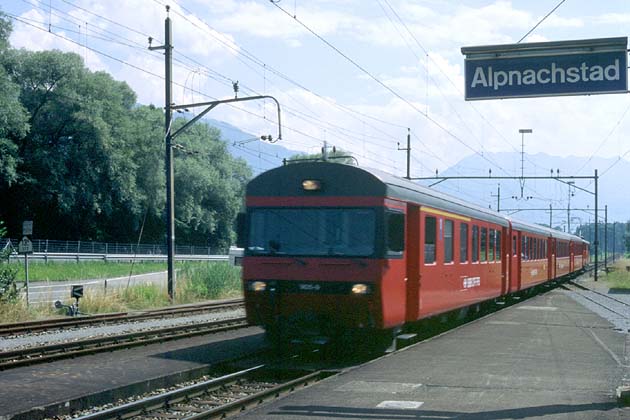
575 98 630 175
378 0 551 174
267 0 510 176
517 0 568 43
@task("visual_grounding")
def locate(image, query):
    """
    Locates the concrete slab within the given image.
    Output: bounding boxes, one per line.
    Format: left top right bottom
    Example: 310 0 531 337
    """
0 327 265 419
240 290 629 419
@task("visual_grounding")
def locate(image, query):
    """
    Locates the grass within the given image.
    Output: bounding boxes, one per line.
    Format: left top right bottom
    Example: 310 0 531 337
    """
10 261 185 282
0 262 243 324
604 258 630 290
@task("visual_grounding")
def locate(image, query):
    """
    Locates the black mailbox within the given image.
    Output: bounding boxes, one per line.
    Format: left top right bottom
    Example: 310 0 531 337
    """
71 285 84 299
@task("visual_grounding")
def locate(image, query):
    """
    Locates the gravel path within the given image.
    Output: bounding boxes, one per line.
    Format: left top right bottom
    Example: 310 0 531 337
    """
0 308 245 351
567 276 630 332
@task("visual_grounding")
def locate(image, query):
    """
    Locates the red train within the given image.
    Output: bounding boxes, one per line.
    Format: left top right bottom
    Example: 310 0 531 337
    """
238 162 588 346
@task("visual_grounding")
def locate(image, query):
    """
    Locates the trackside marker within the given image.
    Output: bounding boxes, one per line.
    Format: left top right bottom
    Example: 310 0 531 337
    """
376 401 424 409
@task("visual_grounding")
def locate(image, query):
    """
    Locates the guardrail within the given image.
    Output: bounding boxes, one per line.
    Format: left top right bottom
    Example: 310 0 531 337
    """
0 238 221 256
6 248 244 265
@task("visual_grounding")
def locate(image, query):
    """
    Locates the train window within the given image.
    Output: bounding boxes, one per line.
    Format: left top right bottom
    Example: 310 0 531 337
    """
533 238 537 260
489 229 495 261
472 226 479 262
522 236 527 261
386 211 405 255
512 235 517 256
480 228 487 262
247 208 376 257
424 216 436 264
495 231 501 261
444 220 454 263
460 223 468 263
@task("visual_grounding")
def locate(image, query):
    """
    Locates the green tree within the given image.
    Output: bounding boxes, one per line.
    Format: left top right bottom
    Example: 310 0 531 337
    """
0 13 29 191
0 21 252 250
172 118 251 250
2 49 139 240
287 146 356 165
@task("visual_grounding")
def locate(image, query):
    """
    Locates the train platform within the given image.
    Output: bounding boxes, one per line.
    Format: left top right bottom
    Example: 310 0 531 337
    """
240 289 630 420
0 327 266 420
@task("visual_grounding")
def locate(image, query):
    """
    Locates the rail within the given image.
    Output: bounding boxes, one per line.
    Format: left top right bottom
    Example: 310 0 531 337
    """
0 299 244 336
0 316 249 370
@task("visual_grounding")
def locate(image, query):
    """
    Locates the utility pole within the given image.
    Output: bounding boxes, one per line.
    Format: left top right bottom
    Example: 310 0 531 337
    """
567 181 574 234
397 128 411 179
604 204 608 273
549 203 552 228
149 10 175 300
490 183 500 212
518 128 532 198
594 169 599 282
613 222 617 262
149 10 282 300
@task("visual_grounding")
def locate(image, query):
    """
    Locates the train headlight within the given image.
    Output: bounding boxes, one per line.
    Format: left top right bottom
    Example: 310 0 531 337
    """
351 283 370 294
248 281 267 292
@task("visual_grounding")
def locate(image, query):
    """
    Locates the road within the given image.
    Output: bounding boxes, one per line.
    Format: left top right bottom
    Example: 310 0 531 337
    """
24 271 168 305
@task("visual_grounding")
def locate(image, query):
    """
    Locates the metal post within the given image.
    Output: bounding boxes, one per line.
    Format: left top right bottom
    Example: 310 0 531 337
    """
594 169 598 282
491 183 500 212
24 253 29 307
567 181 574 234
150 14 176 300
613 222 617 262
406 128 411 180
397 128 411 179
549 203 552 228
604 204 608 273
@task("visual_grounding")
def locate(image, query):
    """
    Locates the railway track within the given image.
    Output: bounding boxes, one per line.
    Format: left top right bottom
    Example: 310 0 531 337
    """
0 316 249 370
0 298 244 336
561 280 630 320
67 365 331 420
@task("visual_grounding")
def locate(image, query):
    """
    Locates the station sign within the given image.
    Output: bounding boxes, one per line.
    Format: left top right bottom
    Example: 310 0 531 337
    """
22 220 33 236
461 37 628 100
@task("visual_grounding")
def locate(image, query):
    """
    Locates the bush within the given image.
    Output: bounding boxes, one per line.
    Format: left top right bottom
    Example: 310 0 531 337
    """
0 221 20 303
178 262 241 300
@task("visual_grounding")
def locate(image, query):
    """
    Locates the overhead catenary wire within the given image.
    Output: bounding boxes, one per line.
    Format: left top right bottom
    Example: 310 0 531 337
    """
16 0 427 172
377 0 551 174
517 0 568 43
267 0 511 177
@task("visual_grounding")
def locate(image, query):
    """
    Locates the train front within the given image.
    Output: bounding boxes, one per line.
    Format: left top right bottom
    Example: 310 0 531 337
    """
239 162 405 346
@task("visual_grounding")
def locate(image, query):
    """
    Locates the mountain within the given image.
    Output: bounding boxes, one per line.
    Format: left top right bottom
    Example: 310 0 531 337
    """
206 117 627 228
423 151 629 227
206 119 295 175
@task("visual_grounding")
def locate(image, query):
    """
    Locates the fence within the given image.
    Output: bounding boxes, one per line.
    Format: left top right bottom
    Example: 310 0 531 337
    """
0 238 221 256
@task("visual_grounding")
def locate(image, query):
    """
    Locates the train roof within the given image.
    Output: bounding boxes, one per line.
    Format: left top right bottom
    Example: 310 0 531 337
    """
247 162 587 243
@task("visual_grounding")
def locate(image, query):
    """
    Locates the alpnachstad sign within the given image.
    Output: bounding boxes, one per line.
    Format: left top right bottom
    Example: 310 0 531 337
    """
461 37 628 100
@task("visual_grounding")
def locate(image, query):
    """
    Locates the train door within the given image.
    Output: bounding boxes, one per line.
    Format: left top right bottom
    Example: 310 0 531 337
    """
550 239 556 279
501 226 509 295
569 241 574 272
547 237 553 280
509 230 520 292
405 204 421 322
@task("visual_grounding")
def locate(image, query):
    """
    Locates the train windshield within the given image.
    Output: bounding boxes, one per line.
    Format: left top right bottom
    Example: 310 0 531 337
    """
248 208 376 257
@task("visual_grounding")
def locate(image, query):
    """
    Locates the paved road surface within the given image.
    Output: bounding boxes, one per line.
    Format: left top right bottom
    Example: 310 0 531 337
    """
23 271 168 305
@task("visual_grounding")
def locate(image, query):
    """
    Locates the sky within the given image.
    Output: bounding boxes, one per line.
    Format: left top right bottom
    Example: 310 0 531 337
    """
4 0 630 215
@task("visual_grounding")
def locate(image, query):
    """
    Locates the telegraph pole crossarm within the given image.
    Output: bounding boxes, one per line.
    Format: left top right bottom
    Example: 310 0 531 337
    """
171 95 282 142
